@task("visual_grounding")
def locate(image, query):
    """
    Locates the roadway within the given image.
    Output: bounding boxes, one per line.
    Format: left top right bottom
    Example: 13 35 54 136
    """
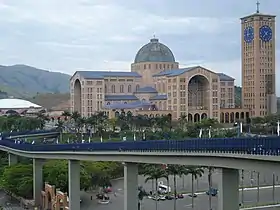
112 170 280 195
77 171 280 210
79 184 280 210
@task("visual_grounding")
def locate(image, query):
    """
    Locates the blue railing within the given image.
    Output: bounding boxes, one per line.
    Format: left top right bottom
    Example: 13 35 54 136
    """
1 137 280 156
1 129 59 138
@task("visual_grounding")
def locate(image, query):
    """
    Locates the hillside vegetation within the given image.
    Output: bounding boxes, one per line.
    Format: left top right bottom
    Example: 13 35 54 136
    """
29 93 70 110
0 64 70 97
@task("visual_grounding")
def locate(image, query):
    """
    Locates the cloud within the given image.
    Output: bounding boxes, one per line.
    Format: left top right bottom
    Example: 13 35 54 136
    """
0 0 279 92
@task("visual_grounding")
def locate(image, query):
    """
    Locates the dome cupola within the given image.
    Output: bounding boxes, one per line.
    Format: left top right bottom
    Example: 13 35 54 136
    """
134 37 176 63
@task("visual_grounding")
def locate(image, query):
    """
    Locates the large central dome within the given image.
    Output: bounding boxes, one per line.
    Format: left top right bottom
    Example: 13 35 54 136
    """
134 38 175 63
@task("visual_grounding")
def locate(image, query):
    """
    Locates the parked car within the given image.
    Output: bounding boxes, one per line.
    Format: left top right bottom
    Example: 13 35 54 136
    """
188 193 197 198
152 195 166 201
176 194 184 199
206 188 218 196
159 195 166 201
165 195 174 200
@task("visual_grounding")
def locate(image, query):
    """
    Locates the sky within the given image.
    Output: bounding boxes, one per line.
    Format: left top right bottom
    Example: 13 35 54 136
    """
0 0 279 88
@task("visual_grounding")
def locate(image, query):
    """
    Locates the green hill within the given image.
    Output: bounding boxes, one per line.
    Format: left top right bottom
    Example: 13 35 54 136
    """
0 64 70 98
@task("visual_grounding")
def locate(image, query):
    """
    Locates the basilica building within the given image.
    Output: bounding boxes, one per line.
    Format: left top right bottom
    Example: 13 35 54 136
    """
70 36 250 123
70 5 278 123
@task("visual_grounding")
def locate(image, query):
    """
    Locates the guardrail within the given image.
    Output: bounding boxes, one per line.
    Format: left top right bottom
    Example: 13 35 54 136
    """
1 137 280 156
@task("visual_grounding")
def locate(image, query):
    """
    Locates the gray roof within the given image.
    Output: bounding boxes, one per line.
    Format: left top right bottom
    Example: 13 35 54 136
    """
217 73 235 81
134 38 176 63
104 101 152 109
150 94 168 100
153 66 198 77
77 71 141 79
135 86 157 93
105 95 138 101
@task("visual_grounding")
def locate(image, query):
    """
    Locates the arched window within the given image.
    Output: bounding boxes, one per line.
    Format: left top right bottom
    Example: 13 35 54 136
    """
120 85 124 93
111 85 115 93
128 85 132 93
136 84 140 91
107 102 110 105
159 101 162 110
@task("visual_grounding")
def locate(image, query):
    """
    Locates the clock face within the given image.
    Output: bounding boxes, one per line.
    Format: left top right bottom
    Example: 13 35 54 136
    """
244 26 254 43
259 25 272 42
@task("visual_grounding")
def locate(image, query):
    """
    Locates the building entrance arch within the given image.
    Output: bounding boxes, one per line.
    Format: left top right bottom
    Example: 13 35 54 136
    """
74 79 82 113
187 74 210 115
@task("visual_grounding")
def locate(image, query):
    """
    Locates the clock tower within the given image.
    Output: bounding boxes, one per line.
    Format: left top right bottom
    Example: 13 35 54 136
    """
241 2 276 117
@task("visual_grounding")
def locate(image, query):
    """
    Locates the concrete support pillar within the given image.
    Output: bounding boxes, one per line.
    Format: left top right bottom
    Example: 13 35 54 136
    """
218 168 239 210
124 162 138 210
8 153 18 165
68 160 80 210
33 159 44 207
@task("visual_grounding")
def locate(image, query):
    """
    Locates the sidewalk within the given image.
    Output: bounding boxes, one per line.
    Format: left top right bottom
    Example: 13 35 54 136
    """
182 184 280 196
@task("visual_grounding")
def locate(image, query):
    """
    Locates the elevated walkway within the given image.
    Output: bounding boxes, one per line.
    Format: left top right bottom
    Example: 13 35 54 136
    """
2 131 280 210
1 136 280 171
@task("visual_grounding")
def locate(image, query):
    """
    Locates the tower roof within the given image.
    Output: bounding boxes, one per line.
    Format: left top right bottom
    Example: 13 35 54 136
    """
134 38 176 63
240 1 276 20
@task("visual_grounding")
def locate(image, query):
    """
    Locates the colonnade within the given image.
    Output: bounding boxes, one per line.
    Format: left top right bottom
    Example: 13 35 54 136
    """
8 153 240 210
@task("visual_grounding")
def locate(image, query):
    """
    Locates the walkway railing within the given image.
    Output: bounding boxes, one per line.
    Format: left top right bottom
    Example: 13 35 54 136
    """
1 136 280 156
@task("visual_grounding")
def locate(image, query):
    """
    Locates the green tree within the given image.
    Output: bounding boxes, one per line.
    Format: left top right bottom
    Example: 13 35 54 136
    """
61 110 71 121
185 166 204 208
44 160 91 193
0 164 33 198
143 165 167 210
206 166 214 210
166 165 185 210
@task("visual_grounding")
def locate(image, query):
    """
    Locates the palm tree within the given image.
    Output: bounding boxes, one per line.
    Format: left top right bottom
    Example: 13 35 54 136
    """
272 172 276 203
241 169 245 205
36 112 48 129
71 111 81 124
206 166 214 210
61 110 71 121
257 171 260 203
143 165 167 210
55 119 64 143
185 166 204 208
166 165 185 210
178 115 187 131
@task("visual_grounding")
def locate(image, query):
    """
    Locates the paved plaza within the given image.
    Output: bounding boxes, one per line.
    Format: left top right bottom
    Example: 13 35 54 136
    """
78 170 280 210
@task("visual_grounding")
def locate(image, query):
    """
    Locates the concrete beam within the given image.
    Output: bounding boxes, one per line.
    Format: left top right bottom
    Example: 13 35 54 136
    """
124 162 138 210
218 168 239 210
33 159 44 207
68 160 80 210
8 153 18 165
